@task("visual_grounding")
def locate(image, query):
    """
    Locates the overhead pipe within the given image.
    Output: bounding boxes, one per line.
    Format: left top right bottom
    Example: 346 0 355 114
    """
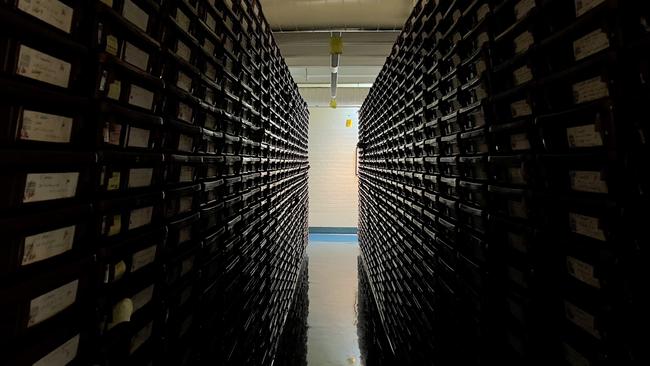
329 34 343 108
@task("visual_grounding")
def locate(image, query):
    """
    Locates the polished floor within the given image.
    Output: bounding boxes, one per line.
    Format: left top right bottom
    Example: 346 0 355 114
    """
307 234 362 366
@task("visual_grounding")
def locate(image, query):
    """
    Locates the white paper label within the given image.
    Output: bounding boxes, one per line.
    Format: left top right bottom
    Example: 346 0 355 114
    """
176 9 191 31
204 38 215 54
33 334 80 366
122 0 149 32
576 0 606 18
128 84 154 110
127 126 150 148
514 31 534 54
22 225 75 266
129 206 153 229
510 133 531 151
207 166 217 177
131 246 157 273
105 35 119 55
179 196 193 213
123 42 149 71
570 171 608 193
28 280 78 327
574 29 609 61
176 40 191 62
178 134 194 152
563 342 591 366
477 3 490 20
567 124 603 148
23 172 79 203
130 321 153 354
569 213 606 241
205 13 217 31
573 77 609 104
513 65 533 86
514 0 536 20
565 301 600 339
510 99 532 118
17 45 71 88
178 102 193 123
180 166 194 182
567 256 601 288
178 225 192 244
128 168 153 188
18 0 73 33
20 110 73 143
177 71 192 92
131 285 154 313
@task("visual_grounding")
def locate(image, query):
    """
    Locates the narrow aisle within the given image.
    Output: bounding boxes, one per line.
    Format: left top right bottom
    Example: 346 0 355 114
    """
307 234 361 366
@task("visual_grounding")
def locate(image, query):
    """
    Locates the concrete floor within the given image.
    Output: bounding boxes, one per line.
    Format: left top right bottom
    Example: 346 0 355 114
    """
307 234 361 366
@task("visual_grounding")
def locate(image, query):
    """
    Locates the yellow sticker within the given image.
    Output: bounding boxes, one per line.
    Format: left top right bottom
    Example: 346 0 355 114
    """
114 260 127 281
107 80 121 100
108 215 121 236
100 0 114 6
106 35 119 55
346 119 353 128
107 171 121 190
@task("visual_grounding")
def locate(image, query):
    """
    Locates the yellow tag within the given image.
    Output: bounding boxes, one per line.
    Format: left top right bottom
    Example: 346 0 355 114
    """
108 298 133 329
100 0 114 6
107 80 121 100
114 261 127 281
346 119 353 128
330 99 337 109
106 35 119 55
107 172 121 190
108 214 121 236
330 35 344 54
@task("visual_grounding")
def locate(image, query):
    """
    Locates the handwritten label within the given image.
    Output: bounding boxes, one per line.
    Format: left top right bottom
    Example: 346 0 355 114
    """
128 168 153 188
513 65 533 86
178 102 193 123
176 40 191 62
128 84 154 110
17 45 71 88
178 226 192 244
177 71 192 92
176 9 191 32
106 35 119 55
569 213 606 241
514 31 534 54
18 0 73 33
510 133 531 151
574 29 609 61
567 256 601 288
179 196 193 213
565 301 600 339
23 172 79 203
573 77 609 104
107 80 121 100
510 99 532 118
20 110 73 143
122 0 149 32
127 126 150 148
129 206 153 230
33 334 80 366
205 12 217 31
567 124 603 148
131 285 154 313
515 0 536 20
22 225 75 266
123 42 149 71
570 170 608 193
179 166 194 182
29 280 78 327
178 134 194 152
131 246 157 273
203 38 215 54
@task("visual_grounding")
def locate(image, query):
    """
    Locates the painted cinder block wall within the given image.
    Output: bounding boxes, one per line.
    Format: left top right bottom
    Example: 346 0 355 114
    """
308 107 359 228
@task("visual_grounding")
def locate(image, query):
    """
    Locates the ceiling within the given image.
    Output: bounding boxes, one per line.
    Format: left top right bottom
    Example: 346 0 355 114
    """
260 0 415 105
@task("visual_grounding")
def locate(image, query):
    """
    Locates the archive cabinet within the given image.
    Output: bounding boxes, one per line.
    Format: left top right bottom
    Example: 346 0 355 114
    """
0 0 309 365
358 0 648 365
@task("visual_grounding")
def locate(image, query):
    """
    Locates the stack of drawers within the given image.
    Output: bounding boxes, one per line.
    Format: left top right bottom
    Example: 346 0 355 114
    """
0 1 310 365
0 1 94 364
358 0 648 365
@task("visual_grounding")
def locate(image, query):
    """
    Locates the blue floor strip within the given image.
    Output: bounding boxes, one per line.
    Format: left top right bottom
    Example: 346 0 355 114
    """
309 233 359 244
